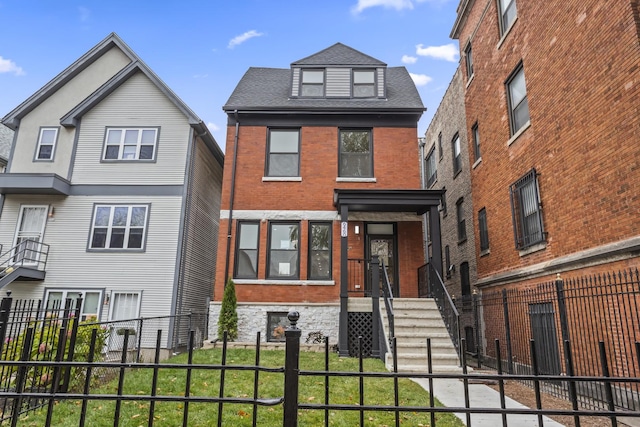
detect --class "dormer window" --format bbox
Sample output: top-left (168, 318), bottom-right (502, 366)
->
top-left (301, 70), bottom-right (324, 97)
top-left (353, 70), bottom-right (375, 97)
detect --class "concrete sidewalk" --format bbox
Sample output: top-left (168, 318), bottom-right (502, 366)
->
top-left (412, 377), bottom-right (565, 427)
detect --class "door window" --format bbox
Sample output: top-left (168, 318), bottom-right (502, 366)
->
top-left (13, 205), bottom-right (48, 265)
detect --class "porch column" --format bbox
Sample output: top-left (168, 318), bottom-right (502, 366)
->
top-left (428, 205), bottom-right (443, 279)
top-left (338, 204), bottom-right (349, 356)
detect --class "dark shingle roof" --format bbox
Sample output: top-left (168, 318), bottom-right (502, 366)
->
top-left (223, 67), bottom-right (424, 112)
top-left (291, 43), bottom-right (386, 67)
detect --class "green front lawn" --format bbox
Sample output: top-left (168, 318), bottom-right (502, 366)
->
top-left (18, 347), bottom-right (464, 426)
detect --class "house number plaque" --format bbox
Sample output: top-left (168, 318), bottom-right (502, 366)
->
top-left (341, 222), bottom-right (348, 237)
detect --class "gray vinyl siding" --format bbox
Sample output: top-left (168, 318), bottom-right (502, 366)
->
top-left (8, 47), bottom-right (131, 177)
top-left (172, 137), bottom-right (223, 347)
top-left (71, 72), bottom-right (190, 185)
top-left (291, 68), bottom-right (300, 97)
top-left (377, 68), bottom-right (385, 97)
top-left (0, 194), bottom-right (182, 348)
top-left (326, 68), bottom-right (351, 98)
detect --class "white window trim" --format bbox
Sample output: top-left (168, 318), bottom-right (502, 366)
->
top-left (88, 204), bottom-right (149, 251)
top-left (108, 291), bottom-right (142, 321)
top-left (102, 127), bottom-right (159, 161)
top-left (44, 288), bottom-right (104, 321)
top-left (35, 127), bottom-right (59, 161)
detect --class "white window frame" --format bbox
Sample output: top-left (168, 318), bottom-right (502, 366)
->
top-left (108, 291), bottom-right (142, 321)
top-left (103, 127), bottom-right (159, 161)
top-left (44, 289), bottom-right (103, 321)
top-left (35, 127), bottom-right (59, 161)
top-left (88, 204), bottom-right (149, 250)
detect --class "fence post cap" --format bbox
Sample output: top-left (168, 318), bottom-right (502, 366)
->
top-left (556, 273), bottom-right (562, 280)
top-left (287, 310), bottom-right (300, 328)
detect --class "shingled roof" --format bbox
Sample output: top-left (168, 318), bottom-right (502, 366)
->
top-left (223, 43), bottom-right (424, 113)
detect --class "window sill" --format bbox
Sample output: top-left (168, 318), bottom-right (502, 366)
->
top-left (336, 177), bottom-right (376, 183)
top-left (518, 242), bottom-right (546, 257)
top-left (458, 237), bottom-right (467, 245)
top-left (472, 158), bottom-right (482, 169)
top-left (507, 121), bottom-right (531, 147)
top-left (480, 249), bottom-right (490, 257)
top-left (262, 177), bottom-right (302, 182)
top-left (233, 279), bottom-right (335, 286)
top-left (497, 16), bottom-right (518, 50)
top-left (453, 169), bottom-right (462, 179)
top-left (465, 74), bottom-right (475, 89)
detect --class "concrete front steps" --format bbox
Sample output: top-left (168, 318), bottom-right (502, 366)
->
top-left (380, 298), bottom-right (462, 373)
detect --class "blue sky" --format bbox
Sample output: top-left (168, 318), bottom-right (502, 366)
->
top-left (0, 0), bottom-right (460, 149)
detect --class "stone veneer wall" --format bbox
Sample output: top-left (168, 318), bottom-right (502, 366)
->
top-left (209, 302), bottom-right (340, 343)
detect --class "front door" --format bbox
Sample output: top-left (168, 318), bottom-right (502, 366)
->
top-left (367, 229), bottom-right (398, 297)
top-left (13, 205), bottom-right (48, 266)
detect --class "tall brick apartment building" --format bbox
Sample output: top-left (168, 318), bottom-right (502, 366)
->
top-left (210, 43), bottom-right (445, 356)
top-left (450, 0), bottom-right (640, 374)
top-left (451, 0), bottom-right (639, 289)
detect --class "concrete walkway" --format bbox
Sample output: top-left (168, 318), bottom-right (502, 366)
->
top-left (412, 377), bottom-right (565, 427)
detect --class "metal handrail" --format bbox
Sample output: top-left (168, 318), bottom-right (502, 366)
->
top-left (380, 259), bottom-right (394, 353)
top-left (428, 262), bottom-right (462, 365)
top-left (0, 239), bottom-right (50, 273)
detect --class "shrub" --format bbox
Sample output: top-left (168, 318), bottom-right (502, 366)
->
top-left (1, 314), bottom-right (108, 391)
top-left (217, 278), bottom-right (238, 341)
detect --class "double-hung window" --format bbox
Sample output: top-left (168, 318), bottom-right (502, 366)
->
top-left (339, 129), bottom-right (372, 178)
top-left (301, 70), bottom-right (324, 97)
top-left (472, 123), bottom-right (481, 162)
top-left (498, 0), bottom-right (517, 34)
top-left (103, 128), bottom-right (158, 161)
top-left (456, 198), bottom-right (467, 243)
top-left (425, 147), bottom-right (437, 188)
top-left (45, 289), bottom-right (102, 321)
top-left (266, 129), bottom-right (300, 177)
top-left (89, 205), bottom-right (149, 250)
top-left (35, 128), bottom-right (59, 161)
top-left (267, 222), bottom-right (299, 279)
top-left (510, 169), bottom-right (545, 250)
top-left (464, 43), bottom-right (474, 79)
top-left (452, 133), bottom-right (462, 175)
top-left (234, 221), bottom-right (259, 279)
top-left (506, 64), bottom-right (530, 135)
top-left (309, 222), bottom-right (331, 280)
top-left (478, 208), bottom-right (490, 252)
top-left (353, 70), bottom-right (375, 97)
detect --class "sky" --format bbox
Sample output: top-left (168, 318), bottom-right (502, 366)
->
top-left (0, 0), bottom-right (461, 150)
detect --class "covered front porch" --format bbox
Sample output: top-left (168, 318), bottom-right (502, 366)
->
top-left (333, 189), bottom-right (445, 358)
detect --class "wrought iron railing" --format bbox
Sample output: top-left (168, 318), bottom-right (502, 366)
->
top-left (380, 259), bottom-right (394, 355)
top-left (428, 262), bottom-right (461, 366)
top-left (347, 258), bottom-right (366, 294)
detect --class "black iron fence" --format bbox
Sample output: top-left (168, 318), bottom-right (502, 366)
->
top-left (462, 268), bottom-right (640, 413)
top-left (2, 307), bottom-right (640, 425)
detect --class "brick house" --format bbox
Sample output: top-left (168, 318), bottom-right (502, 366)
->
top-left (423, 66), bottom-right (478, 352)
top-left (210, 43), bottom-right (448, 359)
top-left (450, 0), bottom-right (640, 369)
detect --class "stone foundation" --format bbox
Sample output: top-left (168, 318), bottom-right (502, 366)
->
top-left (209, 302), bottom-right (340, 343)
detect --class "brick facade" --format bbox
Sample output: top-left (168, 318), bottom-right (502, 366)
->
top-left (451, 0), bottom-right (640, 286)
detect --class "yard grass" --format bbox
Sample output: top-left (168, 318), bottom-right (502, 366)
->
top-left (17, 347), bottom-right (464, 426)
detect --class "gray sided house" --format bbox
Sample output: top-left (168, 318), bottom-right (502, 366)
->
top-left (0, 33), bottom-right (224, 352)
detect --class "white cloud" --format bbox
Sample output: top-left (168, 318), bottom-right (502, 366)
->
top-left (193, 74), bottom-right (209, 79)
top-left (207, 122), bottom-right (220, 132)
top-left (228, 30), bottom-right (264, 49)
top-left (402, 55), bottom-right (417, 64)
top-left (78, 6), bottom-right (90, 22)
top-left (0, 56), bottom-right (24, 75)
top-left (415, 43), bottom-right (459, 62)
top-left (409, 73), bottom-right (432, 86)
top-left (351, 0), bottom-right (413, 14)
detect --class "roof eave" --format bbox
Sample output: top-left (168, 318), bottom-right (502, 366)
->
top-left (450, 0), bottom-right (474, 39)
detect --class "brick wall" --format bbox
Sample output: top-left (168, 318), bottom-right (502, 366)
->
top-left (455, 0), bottom-right (640, 281)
